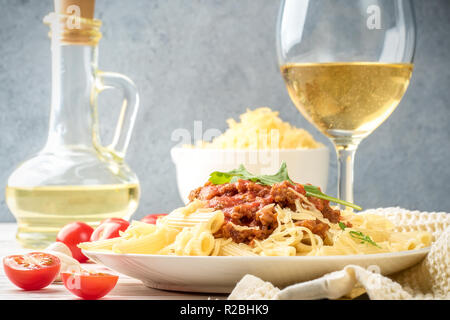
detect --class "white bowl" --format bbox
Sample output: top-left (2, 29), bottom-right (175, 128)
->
top-left (170, 147), bottom-right (330, 204)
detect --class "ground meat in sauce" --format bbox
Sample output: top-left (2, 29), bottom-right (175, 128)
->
top-left (295, 219), bottom-right (330, 239)
top-left (188, 179), bottom-right (343, 244)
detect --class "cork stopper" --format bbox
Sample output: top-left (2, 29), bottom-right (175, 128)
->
top-left (44, 0), bottom-right (101, 46)
top-left (54, 0), bottom-right (96, 19)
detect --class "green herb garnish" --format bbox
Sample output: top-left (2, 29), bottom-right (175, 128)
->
top-left (338, 222), bottom-right (347, 231)
top-left (302, 185), bottom-right (362, 211)
top-left (208, 162), bottom-right (362, 210)
top-left (349, 231), bottom-right (381, 248)
top-left (338, 222), bottom-right (380, 248)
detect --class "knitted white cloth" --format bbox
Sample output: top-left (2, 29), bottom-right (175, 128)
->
top-left (228, 208), bottom-right (449, 300)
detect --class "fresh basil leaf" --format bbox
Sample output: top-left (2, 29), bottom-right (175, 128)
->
top-left (208, 171), bottom-right (233, 184)
top-left (207, 161), bottom-right (362, 211)
top-left (258, 162), bottom-right (295, 185)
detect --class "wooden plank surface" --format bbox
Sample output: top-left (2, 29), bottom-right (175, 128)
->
top-left (0, 223), bottom-right (227, 300)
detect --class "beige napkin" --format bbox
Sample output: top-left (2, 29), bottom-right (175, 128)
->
top-left (228, 208), bottom-right (450, 300)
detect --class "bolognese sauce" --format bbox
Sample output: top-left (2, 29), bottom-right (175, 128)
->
top-left (188, 179), bottom-right (343, 245)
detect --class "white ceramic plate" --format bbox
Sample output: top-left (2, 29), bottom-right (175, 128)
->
top-left (83, 248), bottom-right (429, 293)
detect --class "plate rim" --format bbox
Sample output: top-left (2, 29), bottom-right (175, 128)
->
top-left (82, 246), bottom-right (430, 260)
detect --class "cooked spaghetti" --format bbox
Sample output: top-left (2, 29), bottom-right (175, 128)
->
top-left (79, 179), bottom-right (431, 256)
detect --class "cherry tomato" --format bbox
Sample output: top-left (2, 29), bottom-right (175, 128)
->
top-left (90, 218), bottom-right (130, 241)
top-left (56, 222), bottom-right (94, 263)
top-left (3, 252), bottom-right (61, 290)
top-left (61, 271), bottom-right (119, 300)
top-left (140, 214), bottom-right (167, 224)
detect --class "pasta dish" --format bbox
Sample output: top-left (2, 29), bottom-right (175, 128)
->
top-left (79, 164), bottom-right (431, 256)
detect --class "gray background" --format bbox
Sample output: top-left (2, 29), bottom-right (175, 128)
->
top-left (0, 0), bottom-right (449, 222)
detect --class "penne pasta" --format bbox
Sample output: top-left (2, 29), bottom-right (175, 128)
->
top-left (163, 210), bottom-right (224, 234)
top-left (112, 226), bottom-right (179, 254)
top-left (80, 192), bottom-right (434, 257)
top-left (220, 242), bottom-right (257, 256)
top-left (78, 237), bottom-right (122, 251)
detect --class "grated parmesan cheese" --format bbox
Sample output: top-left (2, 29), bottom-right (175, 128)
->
top-left (190, 107), bottom-right (322, 149)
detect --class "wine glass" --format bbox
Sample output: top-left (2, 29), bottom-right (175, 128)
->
top-left (276, 0), bottom-right (416, 205)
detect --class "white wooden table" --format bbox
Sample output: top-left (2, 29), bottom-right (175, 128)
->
top-left (0, 223), bottom-right (227, 300)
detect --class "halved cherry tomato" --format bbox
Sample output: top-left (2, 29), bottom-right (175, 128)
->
top-left (56, 222), bottom-right (94, 263)
top-left (61, 271), bottom-right (119, 300)
top-left (140, 214), bottom-right (168, 224)
top-left (3, 252), bottom-right (61, 290)
top-left (90, 218), bottom-right (130, 241)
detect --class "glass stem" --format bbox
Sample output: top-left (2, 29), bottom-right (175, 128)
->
top-left (334, 143), bottom-right (359, 206)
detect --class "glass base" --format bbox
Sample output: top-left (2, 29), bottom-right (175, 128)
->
top-left (16, 229), bottom-right (57, 249)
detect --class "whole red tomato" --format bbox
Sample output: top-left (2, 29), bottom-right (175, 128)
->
top-left (3, 252), bottom-right (61, 290)
top-left (90, 218), bottom-right (130, 241)
top-left (61, 271), bottom-right (119, 300)
top-left (140, 214), bottom-right (167, 224)
top-left (56, 222), bottom-right (94, 263)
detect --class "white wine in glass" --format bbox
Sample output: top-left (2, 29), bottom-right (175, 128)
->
top-left (277, 0), bottom-right (416, 205)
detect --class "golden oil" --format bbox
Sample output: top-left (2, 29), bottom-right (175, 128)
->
top-left (5, 184), bottom-right (140, 248)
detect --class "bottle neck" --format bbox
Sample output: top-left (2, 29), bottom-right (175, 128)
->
top-left (45, 43), bottom-right (98, 151)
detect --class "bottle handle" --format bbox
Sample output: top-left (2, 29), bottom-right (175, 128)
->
top-left (95, 71), bottom-right (139, 160)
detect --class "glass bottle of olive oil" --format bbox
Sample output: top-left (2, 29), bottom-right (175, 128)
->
top-left (6, 0), bottom-right (140, 248)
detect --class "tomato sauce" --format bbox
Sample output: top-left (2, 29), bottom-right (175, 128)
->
top-left (189, 180), bottom-right (342, 244)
